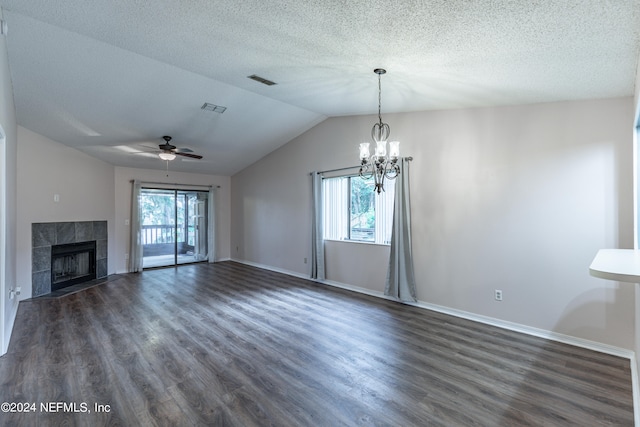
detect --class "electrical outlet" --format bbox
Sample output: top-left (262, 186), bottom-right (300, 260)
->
top-left (494, 289), bottom-right (503, 301)
top-left (304, 258), bottom-right (308, 264)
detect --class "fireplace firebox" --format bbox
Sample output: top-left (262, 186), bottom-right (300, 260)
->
top-left (32, 221), bottom-right (108, 297)
top-left (51, 241), bottom-right (97, 291)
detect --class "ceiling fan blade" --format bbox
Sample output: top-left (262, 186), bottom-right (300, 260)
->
top-left (137, 144), bottom-right (159, 152)
top-left (134, 152), bottom-right (161, 159)
top-left (175, 147), bottom-right (194, 153)
top-left (175, 152), bottom-right (203, 159)
top-left (181, 158), bottom-right (214, 164)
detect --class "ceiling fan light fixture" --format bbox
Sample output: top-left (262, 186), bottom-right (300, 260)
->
top-left (159, 152), bottom-right (176, 161)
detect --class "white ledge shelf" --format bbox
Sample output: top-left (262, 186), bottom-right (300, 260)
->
top-left (590, 249), bottom-right (640, 283)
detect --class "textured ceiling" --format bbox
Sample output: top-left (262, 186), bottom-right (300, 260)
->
top-left (1, 0), bottom-right (639, 175)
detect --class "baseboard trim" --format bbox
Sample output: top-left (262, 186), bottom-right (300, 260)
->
top-left (631, 353), bottom-right (640, 426)
top-left (231, 258), bottom-right (638, 422)
top-left (231, 258), bottom-right (310, 280)
top-left (2, 299), bottom-right (18, 355)
top-left (411, 300), bottom-right (633, 359)
top-left (230, 258), bottom-right (634, 360)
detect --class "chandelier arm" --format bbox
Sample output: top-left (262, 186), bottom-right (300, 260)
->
top-left (359, 162), bottom-right (374, 180)
top-left (383, 162), bottom-right (400, 180)
top-left (371, 122), bottom-right (390, 145)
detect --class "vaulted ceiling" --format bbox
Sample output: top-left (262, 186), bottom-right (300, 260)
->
top-left (1, 1), bottom-right (639, 175)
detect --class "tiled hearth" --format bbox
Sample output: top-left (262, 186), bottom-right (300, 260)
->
top-left (32, 221), bottom-right (108, 297)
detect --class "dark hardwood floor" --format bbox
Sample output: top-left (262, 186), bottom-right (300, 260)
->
top-left (0, 261), bottom-right (634, 426)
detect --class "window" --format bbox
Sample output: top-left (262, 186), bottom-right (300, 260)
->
top-left (323, 175), bottom-right (395, 244)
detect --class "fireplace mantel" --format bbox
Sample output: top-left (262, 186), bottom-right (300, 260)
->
top-left (32, 221), bottom-right (108, 297)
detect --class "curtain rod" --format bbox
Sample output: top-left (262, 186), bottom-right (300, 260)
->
top-left (311, 156), bottom-right (413, 176)
top-left (310, 165), bottom-right (360, 176)
top-left (130, 180), bottom-right (220, 188)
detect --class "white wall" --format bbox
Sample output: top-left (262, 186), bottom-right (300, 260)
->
top-left (0, 6), bottom-right (18, 354)
top-left (232, 97), bottom-right (635, 350)
top-left (113, 167), bottom-right (231, 273)
top-left (16, 127), bottom-right (116, 298)
top-left (632, 50), bottom-right (640, 407)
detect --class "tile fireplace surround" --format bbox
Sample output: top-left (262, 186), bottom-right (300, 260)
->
top-left (32, 221), bottom-right (108, 297)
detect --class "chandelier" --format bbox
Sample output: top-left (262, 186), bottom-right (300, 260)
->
top-left (359, 68), bottom-right (400, 194)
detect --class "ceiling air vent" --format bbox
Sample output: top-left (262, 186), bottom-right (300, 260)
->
top-left (201, 103), bottom-right (227, 114)
top-left (248, 74), bottom-right (277, 86)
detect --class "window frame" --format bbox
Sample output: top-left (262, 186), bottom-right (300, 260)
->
top-left (322, 173), bottom-right (394, 246)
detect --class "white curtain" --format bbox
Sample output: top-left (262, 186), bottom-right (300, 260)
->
top-left (207, 187), bottom-right (217, 263)
top-left (322, 177), bottom-right (349, 241)
top-left (385, 158), bottom-right (417, 301)
top-left (311, 172), bottom-right (325, 280)
top-left (129, 180), bottom-right (144, 272)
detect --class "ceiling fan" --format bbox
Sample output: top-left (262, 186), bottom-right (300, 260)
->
top-left (157, 136), bottom-right (203, 161)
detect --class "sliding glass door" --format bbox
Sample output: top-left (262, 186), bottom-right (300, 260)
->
top-left (140, 188), bottom-right (209, 268)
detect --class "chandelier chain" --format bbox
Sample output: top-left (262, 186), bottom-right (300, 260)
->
top-left (378, 72), bottom-right (382, 126)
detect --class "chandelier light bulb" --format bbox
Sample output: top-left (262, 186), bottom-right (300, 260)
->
top-left (389, 141), bottom-right (400, 159)
top-left (359, 142), bottom-right (370, 160)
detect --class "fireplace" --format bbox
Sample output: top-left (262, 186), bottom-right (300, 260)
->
top-left (32, 221), bottom-right (108, 297)
top-left (51, 241), bottom-right (97, 291)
